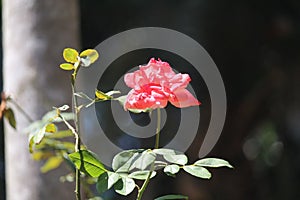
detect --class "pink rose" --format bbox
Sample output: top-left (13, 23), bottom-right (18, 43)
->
top-left (124, 58), bottom-right (201, 111)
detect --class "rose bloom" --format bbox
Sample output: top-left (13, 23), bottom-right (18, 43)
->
top-left (124, 58), bottom-right (200, 111)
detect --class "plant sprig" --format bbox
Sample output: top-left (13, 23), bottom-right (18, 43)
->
top-left (5, 48), bottom-right (233, 200)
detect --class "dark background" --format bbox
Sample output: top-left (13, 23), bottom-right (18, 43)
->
top-left (2, 0), bottom-right (300, 199)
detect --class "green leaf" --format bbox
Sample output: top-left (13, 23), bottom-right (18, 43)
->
top-left (154, 161), bottom-right (168, 169)
top-left (183, 165), bottom-right (211, 179)
top-left (95, 89), bottom-right (112, 101)
top-left (33, 125), bottom-right (47, 144)
top-left (194, 158), bottom-right (233, 168)
top-left (80, 49), bottom-right (99, 67)
top-left (57, 141), bottom-right (75, 151)
top-left (164, 164), bottom-right (180, 175)
top-left (68, 150), bottom-right (107, 177)
top-left (154, 194), bottom-right (189, 200)
top-left (63, 48), bottom-right (79, 63)
top-left (153, 148), bottom-right (188, 165)
top-left (46, 130), bottom-right (73, 139)
top-left (32, 123), bottom-right (58, 144)
top-left (163, 154), bottom-right (188, 166)
top-left (32, 151), bottom-right (48, 161)
top-left (153, 149), bottom-right (177, 155)
top-left (128, 170), bottom-right (156, 180)
top-left (40, 156), bottom-right (64, 173)
top-left (4, 108), bottom-right (16, 129)
top-left (114, 176), bottom-right (135, 196)
top-left (45, 123), bottom-right (57, 133)
top-left (130, 150), bottom-right (156, 171)
top-left (26, 110), bottom-right (58, 146)
top-left (31, 151), bottom-right (54, 161)
top-left (96, 171), bottom-right (120, 194)
top-left (112, 149), bottom-right (143, 173)
top-left (60, 63), bottom-right (74, 70)
top-left (38, 138), bottom-right (75, 152)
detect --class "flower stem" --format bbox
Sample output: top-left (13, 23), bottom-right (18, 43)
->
top-left (155, 108), bottom-right (161, 149)
top-left (136, 108), bottom-right (161, 200)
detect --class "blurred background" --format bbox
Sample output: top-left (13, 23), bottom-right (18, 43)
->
top-left (1, 0), bottom-right (300, 199)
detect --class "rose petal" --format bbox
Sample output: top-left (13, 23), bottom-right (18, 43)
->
top-left (169, 89), bottom-right (201, 108)
top-left (125, 58), bottom-right (182, 90)
top-left (124, 70), bottom-right (149, 90)
top-left (167, 73), bottom-right (191, 91)
top-left (124, 89), bottom-right (168, 110)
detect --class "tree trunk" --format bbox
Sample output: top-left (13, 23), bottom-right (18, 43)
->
top-left (2, 0), bottom-right (80, 199)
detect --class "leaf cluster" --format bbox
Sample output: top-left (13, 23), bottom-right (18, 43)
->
top-left (27, 106), bottom-right (75, 173)
top-left (68, 148), bottom-right (233, 197)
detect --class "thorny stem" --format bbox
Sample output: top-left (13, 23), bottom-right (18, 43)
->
top-left (136, 108), bottom-right (161, 200)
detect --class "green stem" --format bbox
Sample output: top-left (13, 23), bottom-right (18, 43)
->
top-left (71, 67), bottom-right (81, 200)
top-left (72, 83), bottom-right (81, 152)
top-left (155, 108), bottom-right (161, 149)
top-left (75, 169), bottom-right (81, 200)
top-left (136, 170), bottom-right (152, 200)
top-left (136, 108), bottom-right (161, 200)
